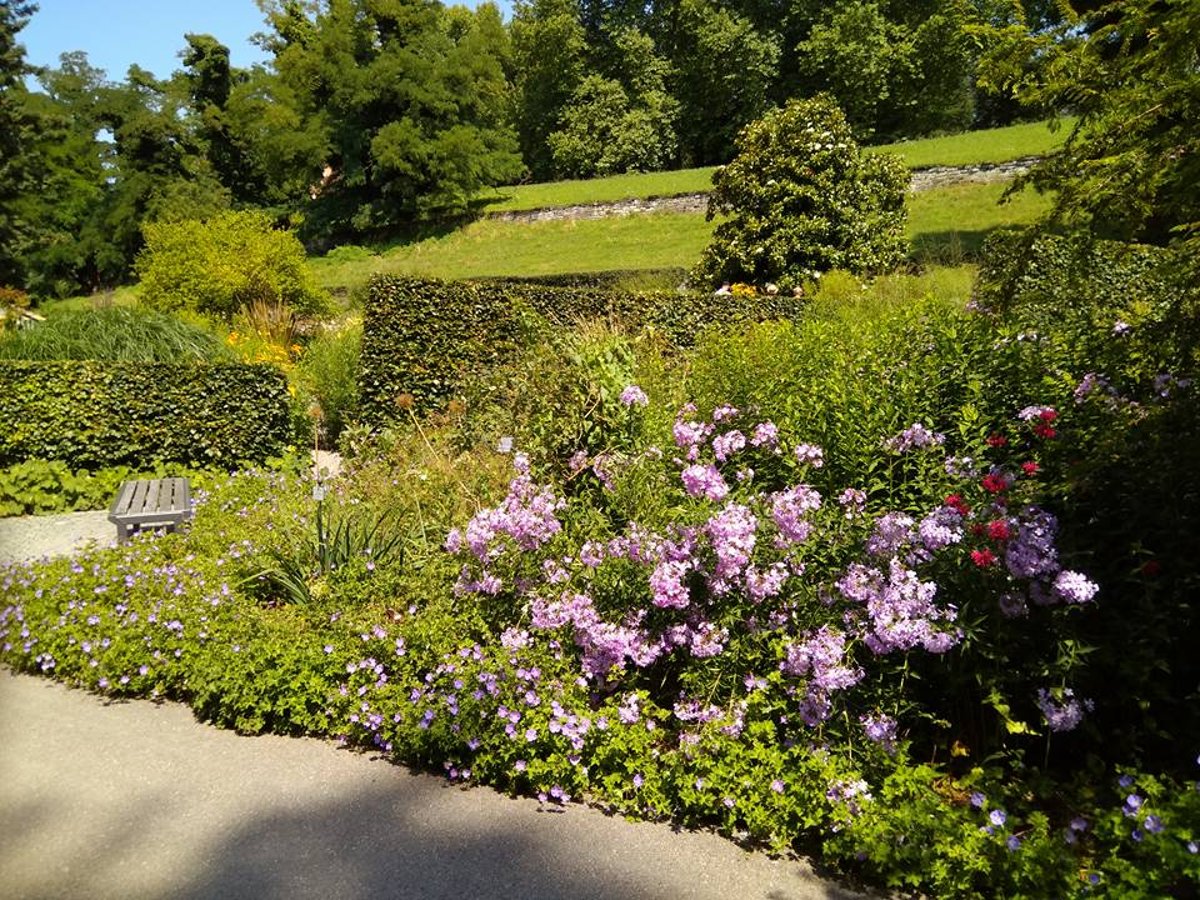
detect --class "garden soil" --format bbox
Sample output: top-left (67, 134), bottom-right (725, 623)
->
top-left (0, 487), bottom-right (874, 900)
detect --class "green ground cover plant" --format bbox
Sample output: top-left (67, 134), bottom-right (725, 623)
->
top-left (480, 119), bottom-right (1071, 214)
top-left (3, 238), bottom-right (1196, 896)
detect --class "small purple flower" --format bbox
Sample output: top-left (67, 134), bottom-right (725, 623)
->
top-left (885, 423), bottom-right (944, 453)
top-left (1053, 570), bottom-right (1099, 604)
top-left (1144, 815), bottom-right (1164, 834)
top-left (1113, 320), bottom-right (1132, 336)
top-left (681, 464), bottom-right (729, 502)
top-left (793, 443), bottom-right (824, 467)
top-left (1006, 835), bottom-right (1021, 851)
top-left (496, 436), bottom-right (514, 454)
top-left (990, 809), bottom-right (1007, 827)
top-left (619, 385), bottom-right (648, 407)
top-left (771, 779), bottom-right (785, 793)
top-left (632, 773), bottom-right (644, 788)
top-left (1123, 793), bottom-right (1143, 817)
top-left (970, 792), bottom-right (986, 809)
top-left (750, 422), bottom-right (778, 448)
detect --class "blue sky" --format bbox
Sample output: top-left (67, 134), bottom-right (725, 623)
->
top-left (19, 0), bottom-right (511, 84)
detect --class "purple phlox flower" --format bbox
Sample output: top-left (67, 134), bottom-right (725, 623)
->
top-left (1036, 687), bottom-right (1090, 732)
top-left (496, 436), bottom-right (514, 454)
top-left (771, 485), bottom-right (822, 545)
top-left (885, 423), bottom-right (944, 453)
top-left (861, 558), bottom-right (959, 656)
top-left (781, 626), bottom-right (862, 694)
top-left (861, 713), bottom-right (898, 753)
top-left (826, 779), bottom-right (873, 816)
top-left (1004, 507), bottom-right (1060, 579)
top-left (618, 693), bottom-right (641, 724)
top-left (835, 563), bottom-right (884, 604)
top-left (681, 463), bottom-right (729, 502)
top-left (744, 673), bottom-right (768, 692)
top-left (460, 474), bottom-right (564, 564)
top-left (918, 506), bottom-right (963, 552)
top-left (998, 592), bottom-right (1029, 619)
top-left (712, 404), bottom-right (739, 423)
top-left (632, 773), bottom-right (644, 788)
top-left (750, 421), bottom-right (779, 449)
top-left (1112, 320), bottom-right (1132, 335)
top-left (1053, 570), bottom-right (1099, 604)
top-left (745, 562), bottom-right (789, 602)
top-left (793, 443), bottom-right (824, 468)
top-left (591, 454), bottom-right (616, 492)
top-left (944, 455), bottom-right (978, 478)
top-left (568, 449), bottom-right (589, 473)
top-left (619, 385), bottom-right (648, 407)
top-left (865, 513), bottom-right (914, 557)
top-left (1073, 372), bottom-right (1113, 404)
top-left (712, 429), bottom-right (746, 462)
top-left (649, 559), bottom-right (692, 609)
top-left (673, 413), bottom-right (712, 449)
top-left (1153, 373), bottom-right (1193, 398)
top-left (837, 488), bottom-right (867, 518)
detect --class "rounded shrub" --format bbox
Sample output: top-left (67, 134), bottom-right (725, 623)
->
top-left (691, 96), bottom-right (908, 292)
top-left (136, 210), bottom-right (329, 320)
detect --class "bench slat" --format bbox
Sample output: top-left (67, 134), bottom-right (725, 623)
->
top-left (108, 477), bottom-right (195, 543)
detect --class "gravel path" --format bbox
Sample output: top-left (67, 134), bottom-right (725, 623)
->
top-left (0, 510), bottom-right (115, 565)
top-left (0, 672), bottom-right (872, 900)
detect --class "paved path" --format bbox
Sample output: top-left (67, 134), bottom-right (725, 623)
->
top-left (0, 672), bottom-right (871, 900)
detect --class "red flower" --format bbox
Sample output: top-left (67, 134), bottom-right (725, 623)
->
top-left (981, 473), bottom-right (1008, 494)
top-left (986, 434), bottom-right (1008, 448)
top-left (1039, 409), bottom-right (1058, 423)
top-left (945, 494), bottom-right (971, 515)
top-left (987, 520), bottom-right (1011, 541)
top-left (970, 523), bottom-right (987, 537)
top-left (1140, 560), bottom-right (1162, 577)
top-left (971, 549), bottom-right (997, 568)
top-left (1021, 461), bottom-right (1040, 476)
top-left (1033, 423), bottom-right (1057, 439)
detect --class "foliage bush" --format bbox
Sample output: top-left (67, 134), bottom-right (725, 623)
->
top-left (136, 210), bottom-right (329, 320)
top-left (294, 319), bottom-right (362, 446)
top-left (0, 306), bottom-right (234, 362)
top-left (0, 286), bottom-right (31, 330)
top-left (0, 361), bottom-right (292, 468)
top-left (359, 276), bottom-right (805, 422)
top-left (691, 96), bottom-right (908, 291)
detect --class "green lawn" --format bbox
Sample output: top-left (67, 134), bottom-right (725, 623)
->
top-left (478, 119), bottom-right (1071, 214)
top-left (312, 180), bottom-right (1051, 289)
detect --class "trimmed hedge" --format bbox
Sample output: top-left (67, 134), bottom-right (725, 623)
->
top-left (360, 276), bottom-right (806, 422)
top-left (476, 268), bottom-right (688, 290)
top-left (0, 361), bottom-right (292, 469)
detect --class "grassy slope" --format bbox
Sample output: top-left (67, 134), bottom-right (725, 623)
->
top-left (478, 119), bottom-right (1071, 214)
top-left (311, 181), bottom-right (1051, 288)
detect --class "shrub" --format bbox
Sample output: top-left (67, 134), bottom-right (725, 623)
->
top-left (0, 361), bottom-right (292, 468)
top-left (691, 96), bottom-right (908, 291)
top-left (295, 319), bottom-right (361, 446)
top-left (359, 276), bottom-right (805, 422)
top-left (0, 286), bottom-right (30, 330)
top-left (0, 307), bottom-right (233, 362)
top-left (136, 211), bottom-right (329, 320)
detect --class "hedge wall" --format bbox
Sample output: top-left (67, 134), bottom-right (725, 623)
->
top-left (360, 276), bottom-right (806, 422)
top-left (0, 361), bottom-right (292, 469)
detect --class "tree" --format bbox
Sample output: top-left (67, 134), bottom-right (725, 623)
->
top-left (668, 0), bottom-right (780, 166)
top-left (691, 97), bottom-right (908, 291)
top-left (509, 0), bottom-right (587, 180)
top-left (259, 0), bottom-right (522, 240)
top-left (982, 0), bottom-right (1200, 248)
top-left (547, 26), bottom-right (678, 178)
top-left (0, 1), bottom-right (39, 286)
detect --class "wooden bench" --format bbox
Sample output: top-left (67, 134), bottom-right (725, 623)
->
top-left (108, 477), bottom-right (194, 544)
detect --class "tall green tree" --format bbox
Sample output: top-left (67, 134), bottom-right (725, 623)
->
top-left (547, 25), bottom-right (678, 177)
top-left (668, 0), bottom-right (779, 166)
top-left (509, 0), bottom-right (587, 179)
top-left (983, 0), bottom-right (1200, 247)
top-left (0, 0), bottom-right (39, 286)
top-left (258, 0), bottom-right (522, 239)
